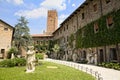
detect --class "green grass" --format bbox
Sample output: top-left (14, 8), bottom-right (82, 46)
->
top-left (0, 61), bottom-right (95, 80)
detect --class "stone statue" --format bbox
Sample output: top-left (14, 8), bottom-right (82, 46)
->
top-left (26, 46), bottom-right (35, 73)
top-left (87, 48), bottom-right (96, 64)
top-left (11, 53), bottom-right (15, 59)
top-left (87, 48), bottom-right (93, 64)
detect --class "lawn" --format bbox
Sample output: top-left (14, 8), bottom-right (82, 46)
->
top-left (0, 61), bottom-right (95, 80)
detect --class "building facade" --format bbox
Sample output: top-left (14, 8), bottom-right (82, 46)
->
top-left (52, 0), bottom-right (120, 64)
top-left (32, 0), bottom-right (120, 64)
top-left (0, 19), bottom-right (14, 59)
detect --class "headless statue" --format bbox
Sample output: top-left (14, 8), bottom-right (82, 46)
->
top-left (26, 46), bottom-right (35, 73)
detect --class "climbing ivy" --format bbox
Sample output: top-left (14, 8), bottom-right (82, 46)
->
top-left (76, 9), bottom-right (120, 48)
top-left (68, 34), bottom-right (74, 48)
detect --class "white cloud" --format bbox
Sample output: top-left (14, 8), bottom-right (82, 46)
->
top-left (15, 7), bottom-right (48, 19)
top-left (72, 4), bottom-right (76, 7)
top-left (68, 0), bottom-right (71, 4)
top-left (40, 0), bottom-right (66, 10)
top-left (6, 0), bottom-right (23, 5)
top-left (58, 14), bottom-right (69, 26)
top-left (15, 0), bottom-right (67, 19)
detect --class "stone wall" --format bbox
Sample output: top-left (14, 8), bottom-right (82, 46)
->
top-left (0, 20), bottom-right (14, 59)
top-left (53, 0), bottom-right (120, 63)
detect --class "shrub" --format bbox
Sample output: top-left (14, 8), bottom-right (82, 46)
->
top-left (0, 59), bottom-right (15, 67)
top-left (98, 62), bottom-right (120, 70)
top-left (7, 47), bottom-right (18, 59)
top-left (0, 58), bottom-right (26, 67)
top-left (35, 53), bottom-right (44, 60)
top-left (112, 63), bottom-right (120, 70)
top-left (12, 58), bottom-right (26, 66)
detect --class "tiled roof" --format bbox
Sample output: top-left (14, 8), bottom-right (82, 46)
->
top-left (31, 34), bottom-right (53, 37)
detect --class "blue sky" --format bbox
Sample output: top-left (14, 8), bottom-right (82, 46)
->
top-left (0, 0), bottom-right (85, 34)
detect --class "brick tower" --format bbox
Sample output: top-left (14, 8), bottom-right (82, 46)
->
top-left (46, 10), bottom-right (58, 35)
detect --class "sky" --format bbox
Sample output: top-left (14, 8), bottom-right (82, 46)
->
top-left (0, 0), bottom-right (85, 34)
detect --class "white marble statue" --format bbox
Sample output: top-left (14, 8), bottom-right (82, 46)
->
top-left (11, 53), bottom-right (15, 59)
top-left (26, 46), bottom-right (35, 73)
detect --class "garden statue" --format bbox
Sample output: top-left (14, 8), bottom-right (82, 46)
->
top-left (87, 48), bottom-right (93, 64)
top-left (87, 48), bottom-right (96, 64)
top-left (26, 46), bottom-right (35, 73)
top-left (11, 53), bottom-right (15, 59)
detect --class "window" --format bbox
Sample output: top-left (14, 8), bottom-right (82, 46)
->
top-left (64, 27), bottom-right (65, 31)
top-left (37, 41), bottom-right (39, 44)
top-left (1, 49), bottom-right (5, 53)
top-left (83, 51), bottom-right (86, 59)
top-left (61, 29), bottom-right (62, 33)
top-left (67, 36), bottom-right (69, 42)
top-left (64, 37), bottom-right (66, 43)
top-left (4, 27), bottom-right (8, 31)
top-left (48, 14), bottom-right (52, 17)
top-left (106, 16), bottom-right (113, 28)
top-left (66, 25), bottom-right (68, 30)
top-left (106, 0), bottom-right (111, 4)
top-left (82, 13), bottom-right (85, 19)
top-left (46, 41), bottom-right (48, 44)
top-left (50, 19), bottom-right (53, 23)
top-left (93, 4), bottom-right (97, 12)
top-left (110, 48), bottom-right (117, 61)
top-left (94, 22), bottom-right (99, 33)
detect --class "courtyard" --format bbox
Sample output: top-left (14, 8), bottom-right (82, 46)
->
top-left (0, 0), bottom-right (120, 80)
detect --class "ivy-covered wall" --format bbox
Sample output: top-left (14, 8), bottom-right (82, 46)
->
top-left (76, 9), bottom-right (120, 48)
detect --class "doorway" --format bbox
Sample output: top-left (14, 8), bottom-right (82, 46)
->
top-left (99, 49), bottom-right (104, 63)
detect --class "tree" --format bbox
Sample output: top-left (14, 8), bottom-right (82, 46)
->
top-left (13, 17), bottom-right (33, 55)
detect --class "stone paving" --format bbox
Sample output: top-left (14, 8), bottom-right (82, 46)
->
top-left (45, 58), bottom-right (120, 80)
